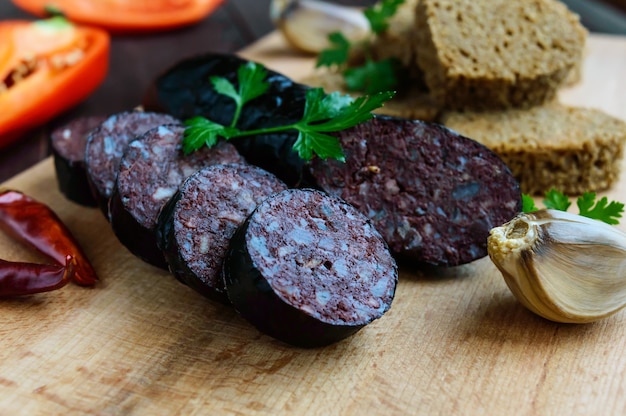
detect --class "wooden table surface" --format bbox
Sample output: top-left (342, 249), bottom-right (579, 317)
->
top-left (1, 22), bottom-right (626, 416)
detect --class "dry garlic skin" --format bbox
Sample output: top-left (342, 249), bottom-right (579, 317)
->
top-left (271, 0), bottom-right (369, 53)
top-left (488, 209), bottom-right (626, 323)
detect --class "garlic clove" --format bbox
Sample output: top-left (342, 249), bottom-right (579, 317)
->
top-left (271, 0), bottom-right (370, 54)
top-left (488, 209), bottom-right (626, 323)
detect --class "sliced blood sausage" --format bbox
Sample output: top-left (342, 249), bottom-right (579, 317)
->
top-left (142, 53), bottom-right (309, 186)
top-left (306, 115), bottom-right (522, 267)
top-left (85, 111), bottom-right (180, 218)
top-left (50, 115), bottom-right (107, 206)
top-left (157, 164), bottom-right (288, 303)
top-left (223, 188), bottom-right (398, 348)
top-left (110, 124), bottom-right (244, 269)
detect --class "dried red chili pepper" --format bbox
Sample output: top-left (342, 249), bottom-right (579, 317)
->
top-left (0, 255), bottom-right (76, 296)
top-left (0, 189), bottom-right (98, 286)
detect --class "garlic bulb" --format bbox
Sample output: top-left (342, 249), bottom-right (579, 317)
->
top-left (488, 209), bottom-right (626, 323)
top-left (271, 0), bottom-right (370, 53)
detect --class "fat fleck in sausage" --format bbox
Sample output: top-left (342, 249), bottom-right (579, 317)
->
top-left (50, 115), bottom-right (107, 206)
top-left (223, 188), bottom-right (398, 347)
top-left (157, 164), bottom-right (288, 302)
top-left (306, 115), bottom-right (522, 266)
top-left (109, 125), bottom-right (244, 269)
top-left (85, 111), bottom-right (180, 218)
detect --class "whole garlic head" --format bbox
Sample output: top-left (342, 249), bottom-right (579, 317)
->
top-left (488, 209), bottom-right (626, 323)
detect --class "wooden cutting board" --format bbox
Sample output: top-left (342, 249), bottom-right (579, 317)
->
top-left (1, 32), bottom-right (625, 416)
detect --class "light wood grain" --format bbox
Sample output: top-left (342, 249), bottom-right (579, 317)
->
top-left (1, 33), bottom-right (625, 416)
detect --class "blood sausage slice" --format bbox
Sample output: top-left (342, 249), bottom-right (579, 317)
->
top-left (50, 115), bottom-right (107, 206)
top-left (85, 111), bottom-right (179, 217)
top-left (307, 115), bottom-right (522, 266)
top-left (110, 125), bottom-right (244, 269)
top-left (224, 188), bottom-right (398, 347)
top-left (157, 164), bottom-right (287, 303)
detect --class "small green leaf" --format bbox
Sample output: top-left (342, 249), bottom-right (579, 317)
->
top-left (211, 76), bottom-right (239, 104)
top-left (293, 131), bottom-right (345, 162)
top-left (300, 88), bottom-right (355, 124)
top-left (529, 188), bottom-right (624, 225)
top-left (577, 192), bottom-right (624, 225)
top-left (344, 58), bottom-right (399, 94)
top-left (237, 62), bottom-right (269, 105)
top-left (522, 194), bottom-right (538, 213)
top-left (300, 91), bottom-right (395, 133)
top-left (182, 117), bottom-right (227, 154)
top-left (543, 188), bottom-right (571, 211)
top-left (364, 0), bottom-right (405, 34)
top-left (316, 32), bottom-right (351, 68)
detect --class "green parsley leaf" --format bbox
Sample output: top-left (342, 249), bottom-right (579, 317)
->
top-left (289, 88), bottom-right (394, 161)
top-left (577, 192), bottom-right (624, 225)
top-left (182, 64), bottom-right (394, 162)
top-left (300, 89), bottom-right (355, 122)
top-left (296, 89), bottom-right (395, 133)
top-left (182, 117), bottom-right (228, 154)
top-left (316, 32), bottom-right (351, 68)
top-left (293, 130), bottom-right (345, 162)
top-left (315, 0), bottom-right (405, 94)
top-left (211, 62), bottom-right (269, 128)
top-left (344, 58), bottom-right (399, 94)
top-left (236, 62), bottom-right (269, 105)
top-left (521, 189), bottom-right (625, 225)
top-left (543, 188), bottom-right (571, 211)
top-left (521, 194), bottom-right (538, 213)
top-left (364, 0), bottom-right (406, 34)
top-left (210, 76), bottom-right (238, 102)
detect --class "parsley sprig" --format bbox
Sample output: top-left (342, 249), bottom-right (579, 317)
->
top-left (522, 189), bottom-right (625, 225)
top-left (316, 0), bottom-right (405, 94)
top-left (183, 61), bottom-right (394, 161)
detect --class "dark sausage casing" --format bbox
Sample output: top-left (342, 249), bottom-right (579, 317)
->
top-left (157, 164), bottom-right (287, 303)
top-left (224, 188), bottom-right (398, 348)
top-left (109, 125), bottom-right (244, 269)
top-left (307, 116), bottom-right (522, 266)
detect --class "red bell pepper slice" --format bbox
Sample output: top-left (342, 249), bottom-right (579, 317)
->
top-left (11, 0), bottom-right (225, 33)
top-left (0, 17), bottom-right (109, 149)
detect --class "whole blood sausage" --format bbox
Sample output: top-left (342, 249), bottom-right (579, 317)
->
top-left (110, 124), bottom-right (244, 269)
top-left (223, 188), bottom-right (398, 348)
top-left (157, 164), bottom-right (287, 303)
top-left (142, 53), bottom-right (309, 186)
top-left (306, 115), bottom-right (522, 266)
top-left (50, 115), bottom-right (107, 206)
top-left (85, 111), bottom-right (179, 218)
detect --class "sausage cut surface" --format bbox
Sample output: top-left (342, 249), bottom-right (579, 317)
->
top-left (50, 115), bottom-right (107, 206)
top-left (158, 164), bottom-right (287, 302)
top-left (85, 111), bottom-right (180, 216)
top-left (224, 188), bottom-right (398, 347)
top-left (307, 115), bottom-right (522, 266)
top-left (110, 125), bottom-right (244, 268)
